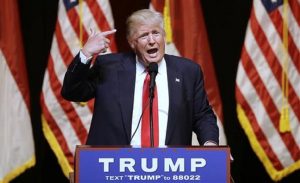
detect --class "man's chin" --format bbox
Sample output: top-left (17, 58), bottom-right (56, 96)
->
top-left (146, 57), bottom-right (162, 63)
top-left (138, 56), bottom-right (163, 66)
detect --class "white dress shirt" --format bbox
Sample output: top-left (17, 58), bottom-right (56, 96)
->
top-left (130, 58), bottom-right (169, 147)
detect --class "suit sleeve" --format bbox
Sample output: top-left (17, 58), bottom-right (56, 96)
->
top-left (192, 65), bottom-right (219, 145)
top-left (61, 53), bottom-right (100, 102)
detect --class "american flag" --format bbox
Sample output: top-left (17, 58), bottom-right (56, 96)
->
top-left (150, 0), bottom-right (226, 145)
top-left (40, 0), bottom-right (116, 177)
top-left (236, 0), bottom-right (300, 181)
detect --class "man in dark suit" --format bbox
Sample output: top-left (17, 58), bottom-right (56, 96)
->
top-left (61, 9), bottom-right (219, 146)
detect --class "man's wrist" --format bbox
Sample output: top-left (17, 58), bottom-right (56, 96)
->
top-left (81, 47), bottom-right (92, 58)
top-left (79, 50), bottom-right (92, 64)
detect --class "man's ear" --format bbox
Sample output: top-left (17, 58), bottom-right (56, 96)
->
top-left (128, 39), bottom-right (135, 50)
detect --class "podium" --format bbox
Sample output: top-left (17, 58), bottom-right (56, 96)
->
top-left (73, 146), bottom-right (230, 183)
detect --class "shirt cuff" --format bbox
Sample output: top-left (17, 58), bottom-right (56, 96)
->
top-left (79, 50), bottom-right (92, 64)
top-left (203, 141), bottom-right (218, 146)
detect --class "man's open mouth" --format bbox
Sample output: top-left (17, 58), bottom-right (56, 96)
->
top-left (147, 48), bottom-right (158, 54)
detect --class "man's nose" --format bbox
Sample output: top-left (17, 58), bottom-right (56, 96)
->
top-left (148, 34), bottom-right (155, 43)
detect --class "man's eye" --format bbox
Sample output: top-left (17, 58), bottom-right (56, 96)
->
top-left (139, 34), bottom-right (148, 39)
top-left (153, 31), bottom-right (160, 35)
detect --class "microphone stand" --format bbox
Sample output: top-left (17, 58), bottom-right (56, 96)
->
top-left (148, 62), bottom-right (158, 147)
top-left (149, 86), bottom-right (155, 147)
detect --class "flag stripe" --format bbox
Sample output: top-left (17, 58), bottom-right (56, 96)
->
top-left (67, 7), bottom-right (89, 44)
top-left (76, 1), bottom-right (101, 30)
top-left (254, 0), bottom-right (300, 85)
top-left (289, 0), bottom-right (300, 27)
top-left (0, 0), bottom-right (35, 181)
top-left (243, 29), bottom-right (300, 147)
top-left (241, 48), bottom-right (300, 159)
top-left (0, 13), bottom-right (30, 110)
top-left (1, 49), bottom-right (30, 109)
top-left (54, 25), bottom-right (74, 68)
top-left (41, 0), bottom-right (116, 174)
top-left (50, 35), bottom-right (71, 82)
top-left (42, 72), bottom-right (81, 157)
top-left (281, 3), bottom-right (300, 49)
top-left (250, 10), bottom-right (300, 122)
top-left (57, 0), bottom-right (81, 56)
top-left (50, 36), bottom-right (93, 129)
top-left (236, 86), bottom-right (284, 170)
top-left (96, 0), bottom-right (115, 29)
top-left (95, 0), bottom-right (117, 51)
top-left (270, 9), bottom-right (300, 73)
top-left (74, 2), bottom-right (113, 53)
top-left (236, 0), bottom-right (300, 180)
top-left (41, 94), bottom-right (74, 166)
top-left (47, 56), bottom-right (88, 144)
top-left (86, 0), bottom-right (111, 32)
top-left (55, 11), bottom-right (96, 114)
top-left (236, 62), bottom-right (294, 168)
top-left (0, 50), bottom-right (35, 182)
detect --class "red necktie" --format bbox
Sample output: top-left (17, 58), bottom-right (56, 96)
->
top-left (141, 73), bottom-right (159, 147)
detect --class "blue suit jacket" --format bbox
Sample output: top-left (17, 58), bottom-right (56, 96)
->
top-left (61, 52), bottom-right (219, 146)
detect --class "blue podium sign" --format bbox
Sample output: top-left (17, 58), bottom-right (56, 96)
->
top-left (75, 146), bottom-right (230, 183)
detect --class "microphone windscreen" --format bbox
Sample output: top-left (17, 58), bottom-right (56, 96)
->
top-left (148, 62), bottom-right (158, 74)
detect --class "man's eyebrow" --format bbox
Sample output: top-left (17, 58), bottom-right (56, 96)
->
top-left (138, 32), bottom-right (149, 37)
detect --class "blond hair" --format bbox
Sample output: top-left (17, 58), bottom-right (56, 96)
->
top-left (126, 9), bottom-right (164, 40)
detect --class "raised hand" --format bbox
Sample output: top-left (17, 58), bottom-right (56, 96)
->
top-left (81, 29), bottom-right (116, 57)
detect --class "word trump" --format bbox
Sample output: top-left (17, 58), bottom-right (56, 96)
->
top-left (98, 158), bottom-right (206, 172)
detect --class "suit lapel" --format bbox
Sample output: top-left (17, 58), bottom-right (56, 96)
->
top-left (118, 53), bottom-right (136, 143)
top-left (117, 54), bottom-right (184, 144)
top-left (164, 55), bottom-right (183, 144)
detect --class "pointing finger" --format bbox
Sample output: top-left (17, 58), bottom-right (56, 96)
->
top-left (101, 29), bottom-right (117, 36)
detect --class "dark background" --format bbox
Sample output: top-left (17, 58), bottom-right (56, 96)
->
top-left (14, 0), bottom-right (300, 182)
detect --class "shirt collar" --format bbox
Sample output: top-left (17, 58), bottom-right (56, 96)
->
top-left (135, 56), bottom-right (166, 76)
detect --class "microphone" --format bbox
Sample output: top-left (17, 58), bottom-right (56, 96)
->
top-left (147, 62), bottom-right (158, 147)
top-left (148, 62), bottom-right (158, 98)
